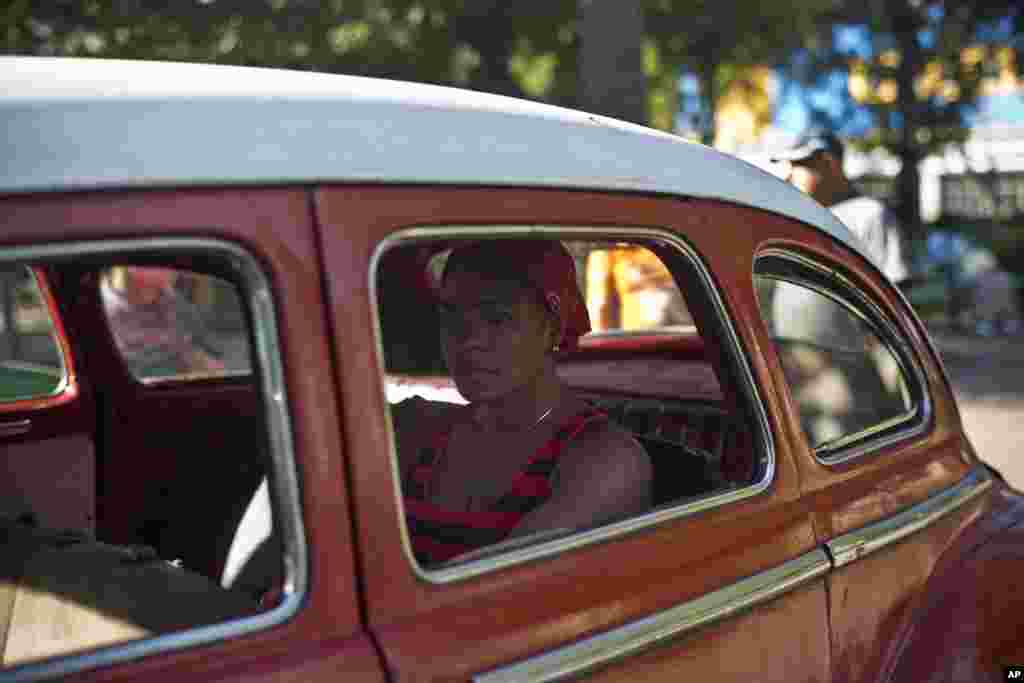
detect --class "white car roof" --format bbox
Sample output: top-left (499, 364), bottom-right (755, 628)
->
top-left (1, 56), bottom-right (863, 257)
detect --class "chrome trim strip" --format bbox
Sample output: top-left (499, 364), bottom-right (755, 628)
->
top-left (370, 225), bottom-right (776, 585)
top-left (474, 548), bottom-right (830, 683)
top-left (754, 249), bottom-right (933, 466)
top-left (0, 239), bottom-right (306, 682)
top-left (828, 466), bottom-right (992, 569)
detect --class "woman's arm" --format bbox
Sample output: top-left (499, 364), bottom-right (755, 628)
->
top-left (509, 424), bottom-right (652, 538)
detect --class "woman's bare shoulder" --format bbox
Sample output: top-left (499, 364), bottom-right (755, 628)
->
top-left (510, 414), bottom-right (651, 536)
top-left (561, 417), bottom-right (652, 491)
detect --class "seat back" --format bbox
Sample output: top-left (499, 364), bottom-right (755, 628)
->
top-left (220, 478), bottom-right (282, 601)
top-left (1, 519), bottom-right (257, 667)
top-left (590, 396), bottom-right (757, 504)
top-left (635, 436), bottom-right (713, 506)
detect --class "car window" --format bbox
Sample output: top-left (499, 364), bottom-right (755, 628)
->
top-left (100, 266), bottom-right (251, 383)
top-left (0, 265), bottom-right (66, 403)
top-left (754, 253), bottom-right (920, 457)
top-left (2, 254), bottom-right (297, 675)
top-left (376, 234), bottom-right (769, 579)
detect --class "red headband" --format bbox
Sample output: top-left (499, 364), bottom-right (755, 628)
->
top-left (424, 240), bottom-right (591, 350)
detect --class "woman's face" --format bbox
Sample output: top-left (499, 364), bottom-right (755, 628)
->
top-left (438, 268), bottom-right (556, 402)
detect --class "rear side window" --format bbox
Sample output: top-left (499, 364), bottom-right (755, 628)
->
top-left (0, 265), bottom-right (66, 404)
top-left (100, 267), bottom-right (251, 383)
top-left (754, 253), bottom-right (924, 460)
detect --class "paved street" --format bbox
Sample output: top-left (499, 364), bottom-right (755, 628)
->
top-left (929, 326), bottom-right (1024, 489)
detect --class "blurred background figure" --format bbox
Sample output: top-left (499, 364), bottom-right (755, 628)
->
top-left (773, 132), bottom-right (910, 287)
top-left (906, 231), bottom-right (1023, 336)
top-left (768, 132), bottom-right (910, 350)
top-left (101, 266), bottom-right (225, 378)
top-left (585, 245), bottom-right (691, 332)
top-left (951, 242), bottom-right (1022, 336)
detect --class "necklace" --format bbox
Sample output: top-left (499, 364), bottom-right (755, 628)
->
top-left (528, 405), bottom-right (556, 430)
top-left (471, 404), bottom-right (557, 432)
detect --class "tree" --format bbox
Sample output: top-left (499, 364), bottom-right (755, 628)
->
top-left (1, 1), bottom-right (581, 100)
top-left (786, 1), bottom-right (1024, 237)
top-left (643, 0), bottom-right (834, 140)
top-left (577, 0), bottom-right (647, 124)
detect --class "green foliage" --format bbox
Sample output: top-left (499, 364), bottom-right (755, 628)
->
top-left (784, 1), bottom-right (1023, 230)
top-left (643, 0), bottom-right (834, 138)
top-left (0, 365), bottom-right (62, 402)
top-left (1, 1), bottom-right (580, 99)
top-left (4, 0), bottom-right (839, 135)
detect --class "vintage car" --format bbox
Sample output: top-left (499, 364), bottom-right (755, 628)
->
top-left (1, 56), bottom-right (1023, 682)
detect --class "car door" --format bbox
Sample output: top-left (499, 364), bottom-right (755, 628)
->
top-left (318, 186), bottom-right (832, 682)
top-left (0, 189), bottom-right (384, 682)
top-left (750, 226), bottom-right (994, 682)
top-left (0, 264), bottom-right (96, 533)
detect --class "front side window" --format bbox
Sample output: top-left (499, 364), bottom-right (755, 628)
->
top-left (755, 253), bottom-right (922, 458)
top-left (377, 233), bottom-right (768, 578)
top-left (0, 265), bottom-right (66, 404)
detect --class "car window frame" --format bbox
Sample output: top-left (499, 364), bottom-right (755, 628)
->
top-left (371, 224), bottom-right (776, 585)
top-left (754, 248), bottom-right (933, 466)
top-left (0, 237), bottom-right (307, 682)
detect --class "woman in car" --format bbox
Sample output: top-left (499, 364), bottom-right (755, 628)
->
top-left (392, 240), bottom-right (652, 566)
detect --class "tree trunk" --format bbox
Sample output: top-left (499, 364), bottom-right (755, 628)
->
top-left (578, 0), bottom-right (647, 125)
top-left (893, 5), bottom-right (924, 242)
top-left (455, 2), bottom-right (521, 97)
top-left (698, 55), bottom-right (718, 146)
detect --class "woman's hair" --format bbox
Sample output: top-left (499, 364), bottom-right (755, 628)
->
top-left (439, 240), bottom-right (591, 349)
top-left (442, 241), bottom-right (541, 293)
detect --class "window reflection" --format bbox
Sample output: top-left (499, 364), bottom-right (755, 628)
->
top-left (756, 272), bottom-right (913, 450)
top-left (0, 265), bottom-right (65, 403)
top-left (582, 244), bottom-right (693, 333)
top-left (100, 267), bottom-right (251, 382)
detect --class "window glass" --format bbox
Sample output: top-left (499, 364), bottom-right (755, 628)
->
top-left (3, 260), bottom-right (286, 672)
top-left (579, 243), bottom-right (692, 333)
top-left (100, 266), bottom-right (251, 382)
top-left (755, 261), bottom-right (915, 451)
top-left (0, 265), bottom-right (66, 402)
top-left (377, 236), bottom-right (763, 575)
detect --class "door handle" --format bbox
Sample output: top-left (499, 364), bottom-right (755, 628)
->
top-left (0, 419), bottom-right (31, 437)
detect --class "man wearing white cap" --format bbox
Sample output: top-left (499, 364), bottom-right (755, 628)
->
top-left (773, 132), bottom-right (909, 285)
